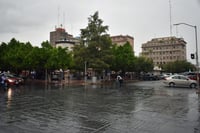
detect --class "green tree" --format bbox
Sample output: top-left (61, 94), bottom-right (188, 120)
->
top-left (72, 43), bottom-right (87, 71)
top-left (135, 56), bottom-right (154, 73)
top-left (73, 11), bottom-right (113, 75)
top-left (0, 42), bottom-right (9, 70)
top-left (111, 42), bottom-right (135, 73)
top-left (45, 46), bottom-right (72, 70)
top-left (25, 46), bottom-right (47, 71)
top-left (163, 60), bottom-right (195, 73)
top-left (1, 38), bottom-right (33, 73)
top-left (0, 39), bottom-right (72, 79)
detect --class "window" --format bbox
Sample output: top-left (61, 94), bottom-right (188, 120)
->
top-left (180, 76), bottom-right (188, 80)
top-left (172, 76), bottom-right (179, 79)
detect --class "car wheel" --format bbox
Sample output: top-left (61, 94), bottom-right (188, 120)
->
top-left (169, 82), bottom-right (175, 87)
top-left (190, 83), bottom-right (196, 88)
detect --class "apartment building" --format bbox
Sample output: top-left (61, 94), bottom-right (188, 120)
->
top-left (141, 36), bottom-right (186, 66)
top-left (111, 35), bottom-right (134, 50)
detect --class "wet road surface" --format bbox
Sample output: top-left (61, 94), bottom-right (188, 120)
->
top-left (0, 80), bottom-right (200, 133)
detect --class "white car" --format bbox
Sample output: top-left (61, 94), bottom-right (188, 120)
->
top-left (163, 75), bottom-right (197, 88)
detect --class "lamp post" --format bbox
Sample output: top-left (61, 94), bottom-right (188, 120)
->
top-left (174, 23), bottom-right (200, 93)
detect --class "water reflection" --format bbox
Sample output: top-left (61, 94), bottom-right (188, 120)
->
top-left (6, 88), bottom-right (12, 109)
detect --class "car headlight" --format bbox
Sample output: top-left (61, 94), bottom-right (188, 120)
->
top-left (7, 79), bottom-right (15, 82)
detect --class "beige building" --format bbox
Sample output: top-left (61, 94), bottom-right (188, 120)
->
top-left (111, 35), bottom-right (134, 50)
top-left (50, 26), bottom-right (74, 47)
top-left (55, 40), bottom-right (75, 51)
top-left (141, 36), bottom-right (186, 66)
top-left (50, 26), bottom-right (80, 50)
top-left (55, 37), bottom-right (80, 51)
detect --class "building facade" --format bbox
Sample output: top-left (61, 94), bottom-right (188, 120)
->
top-left (55, 40), bottom-right (75, 51)
top-left (50, 27), bottom-right (74, 47)
top-left (141, 36), bottom-right (186, 66)
top-left (111, 35), bottom-right (134, 50)
top-left (50, 26), bottom-right (80, 50)
top-left (55, 38), bottom-right (80, 51)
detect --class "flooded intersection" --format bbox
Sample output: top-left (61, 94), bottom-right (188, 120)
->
top-left (0, 81), bottom-right (200, 133)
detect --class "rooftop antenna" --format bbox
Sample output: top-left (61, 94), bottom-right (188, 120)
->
top-left (57, 6), bottom-right (60, 28)
top-left (169, 0), bottom-right (172, 36)
top-left (63, 12), bottom-right (65, 29)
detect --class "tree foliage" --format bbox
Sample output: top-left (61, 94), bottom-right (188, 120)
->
top-left (73, 11), bottom-right (113, 74)
top-left (162, 60), bottom-right (196, 73)
top-left (0, 38), bottom-right (32, 73)
top-left (111, 42), bottom-right (135, 72)
top-left (72, 44), bottom-right (87, 70)
top-left (0, 38), bottom-right (72, 75)
top-left (134, 56), bottom-right (154, 73)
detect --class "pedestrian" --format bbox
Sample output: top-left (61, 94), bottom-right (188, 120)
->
top-left (1, 74), bottom-right (7, 89)
top-left (117, 75), bottom-right (123, 87)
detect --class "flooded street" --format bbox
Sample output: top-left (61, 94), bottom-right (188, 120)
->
top-left (0, 81), bottom-right (200, 133)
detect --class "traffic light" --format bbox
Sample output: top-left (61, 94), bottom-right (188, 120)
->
top-left (191, 53), bottom-right (195, 59)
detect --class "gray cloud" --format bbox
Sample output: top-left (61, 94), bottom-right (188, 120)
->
top-left (0, 0), bottom-right (200, 61)
top-left (0, 0), bottom-right (54, 33)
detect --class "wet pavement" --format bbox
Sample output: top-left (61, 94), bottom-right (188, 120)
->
top-left (0, 80), bottom-right (200, 133)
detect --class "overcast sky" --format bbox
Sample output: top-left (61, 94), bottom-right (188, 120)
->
top-left (0, 0), bottom-right (200, 63)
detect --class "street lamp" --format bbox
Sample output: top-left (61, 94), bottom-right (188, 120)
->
top-left (174, 23), bottom-right (200, 93)
top-left (84, 61), bottom-right (87, 84)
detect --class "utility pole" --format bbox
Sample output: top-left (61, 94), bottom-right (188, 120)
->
top-left (84, 61), bottom-right (87, 85)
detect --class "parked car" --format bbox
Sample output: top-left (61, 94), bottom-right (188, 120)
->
top-left (163, 75), bottom-right (197, 88)
top-left (181, 72), bottom-right (200, 83)
top-left (140, 73), bottom-right (160, 80)
top-left (160, 73), bottom-right (172, 79)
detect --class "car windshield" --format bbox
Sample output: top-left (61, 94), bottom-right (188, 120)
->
top-left (5, 74), bottom-right (17, 78)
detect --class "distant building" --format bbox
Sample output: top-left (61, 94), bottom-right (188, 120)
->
top-left (111, 35), bottom-right (134, 50)
top-left (55, 38), bottom-right (80, 51)
top-left (55, 40), bottom-right (75, 51)
top-left (50, 26), bottom-right (78, 50)
top-left (141, 36), bottom-right (186, 66)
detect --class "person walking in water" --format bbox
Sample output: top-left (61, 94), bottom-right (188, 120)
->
top-left (1, 73), bottom-right (7, 89)
top-left (117, 75), bottom-right (123, 87)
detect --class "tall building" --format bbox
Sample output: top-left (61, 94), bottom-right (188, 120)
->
top-left (111, 35), bottom-right (134, 50)
top-left (141, 36), bottom-right (186, 66)
top-left (50, 26), bottom-right (74, 47)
